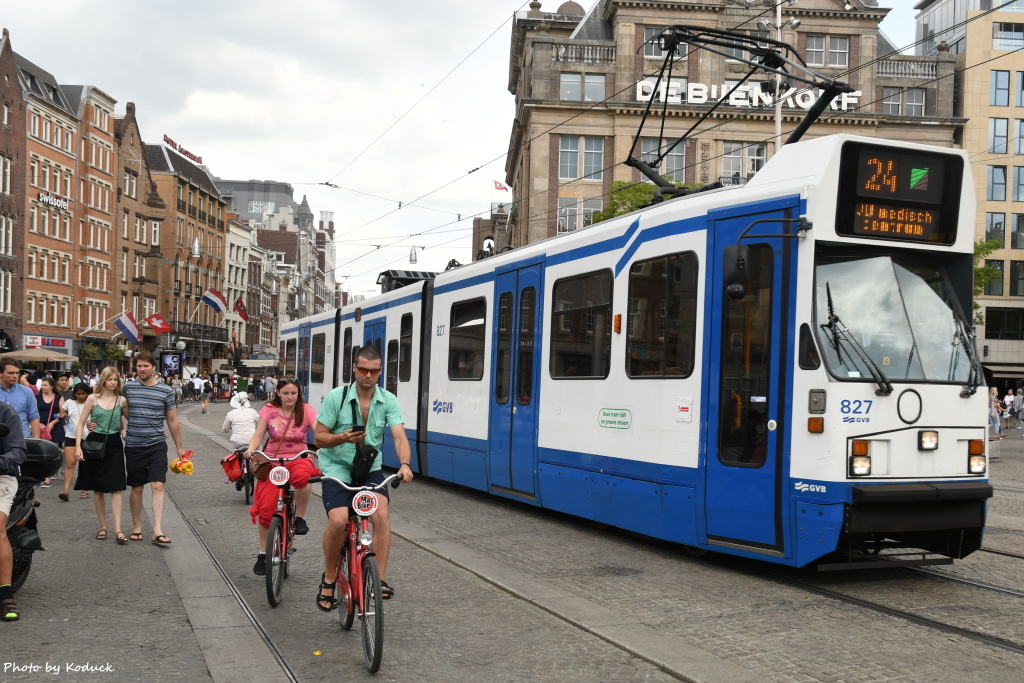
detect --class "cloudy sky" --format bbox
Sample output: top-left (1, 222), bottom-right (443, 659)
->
top-left (3, 0), bottom-right (915, 297)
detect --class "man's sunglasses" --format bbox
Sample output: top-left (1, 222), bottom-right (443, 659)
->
top-left (354, 366), bottom-right (382, 377)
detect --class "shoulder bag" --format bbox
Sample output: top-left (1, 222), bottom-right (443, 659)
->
top-left (80, 404), bottom-right (115, 461)
top-left (39, 397), bottom-right (57, 441)
top-left (252, 411), bottom-right (293, 482)
top-left (348, 385), bottom-right (377, 485)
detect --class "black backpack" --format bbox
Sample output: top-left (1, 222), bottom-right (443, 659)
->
top-left (204, 381), bottom-right (212, 393)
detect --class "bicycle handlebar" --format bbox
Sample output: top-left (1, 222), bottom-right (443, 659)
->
top-left (308, 472), bottom-right (402, 491)
top-left (249, 449), bottom-right (317, 463)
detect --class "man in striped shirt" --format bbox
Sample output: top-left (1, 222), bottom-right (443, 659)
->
top-left (122, 351), bottom-right (187, 546)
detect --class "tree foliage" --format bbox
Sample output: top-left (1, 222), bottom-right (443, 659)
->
top-left (974, 239), bottom-right (1003, 326)
top-left (105, 345), bottom-right (126, 362)
top-left (589, 180), bottom-right (699, 225)
top-left (80, 343), bottom-right (100, 361)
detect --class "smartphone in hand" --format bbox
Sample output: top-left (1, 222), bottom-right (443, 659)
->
top-left (350, 425), bottom-right (366, 433)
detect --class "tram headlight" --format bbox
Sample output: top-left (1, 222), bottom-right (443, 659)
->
top-left (918, 430), bottom-right (939, 451)
top-left (850, 455), bottom-right (871, 476)
top-left (968, 455), bottom-right (986, 475)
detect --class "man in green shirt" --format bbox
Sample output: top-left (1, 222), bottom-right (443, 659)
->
top-left (314, 346), bottom-right (412, 609)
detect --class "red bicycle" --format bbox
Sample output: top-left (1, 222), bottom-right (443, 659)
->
top-left (308, 472), bottom-right (401, 673)
top-left (251, 449), bottom-right (316, 607)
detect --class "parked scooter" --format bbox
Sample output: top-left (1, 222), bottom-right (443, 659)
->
top-left (3, 426), bottom-right (62, 592)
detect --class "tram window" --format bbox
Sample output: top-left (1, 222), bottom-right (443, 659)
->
top-left (448, 298), bottom-right (486, 380)
top-left (386, 340), bottom-right (399, 395)
top-left (284, 339), bottom-right (297, 378)
top-left (311, 333), bottom-right (326, 383)
top-left (550, 269), bottom-right (613, 379)
top-left (342, 328), bottom-right (352, 383)
top-left (798, 323), bottom-right (821, 370)
top-left (625, 252), bottom-right (698, 378)
top-left (399, 314), bottom-right (413, 382)
top-left (495, 292), bottom-right (512, 403)
top-left (518, 287), bottom-right (536, 404)
top-left (718, 245), bottom-right (772, 468)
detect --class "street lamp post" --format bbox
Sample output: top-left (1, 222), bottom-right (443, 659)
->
top-left (758, 1), bottom-right (800, 157)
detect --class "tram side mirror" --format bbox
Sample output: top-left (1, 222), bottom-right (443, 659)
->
top-left (724, 244), bottom-right (750, 300)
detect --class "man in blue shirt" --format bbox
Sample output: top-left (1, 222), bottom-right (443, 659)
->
top-left (0, 360), bottom-right (40, 439)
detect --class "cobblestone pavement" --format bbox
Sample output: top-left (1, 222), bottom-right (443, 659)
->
top-left (5, 397), bottom-right (1024, 682)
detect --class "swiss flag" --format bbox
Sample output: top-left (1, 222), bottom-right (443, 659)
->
top-left (144, 313), bottom-right (174, 335)
top-left (233, 296), bottom-right (250, 321)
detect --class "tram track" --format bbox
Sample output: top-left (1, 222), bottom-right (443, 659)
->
top-left (165, 488), bottom-right (302, 683)
top-left (714, 557), bottom-right (1024, 657)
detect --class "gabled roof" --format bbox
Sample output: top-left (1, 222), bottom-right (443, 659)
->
top-left (14, 52), bottom-right (75, 116)
top-left (570, 0), bottom-right (612, 41)
top-left (144, 143), bottom-right (223, 198)
top-left (59, 85), bottom-right (86, 116)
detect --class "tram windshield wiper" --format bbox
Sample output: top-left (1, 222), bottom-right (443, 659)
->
top-left (952, 316), bottom-right (981, 397)
top-left (822, 283), bottom-right (893, 396)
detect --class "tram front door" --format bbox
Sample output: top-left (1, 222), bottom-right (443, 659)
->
top-left (363, 319), bottom-right (385, 388)
top-left (704, 203), bottom-right (796, 554)
top-left (488, 262), bottom-right (543, 498)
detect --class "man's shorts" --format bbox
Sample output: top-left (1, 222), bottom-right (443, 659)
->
top-left (0, 474), bottom-right (17, 516)
top-left (125, 442), bottom-right (169, 487)
top-left (322, 469), bottom-right (390, 514)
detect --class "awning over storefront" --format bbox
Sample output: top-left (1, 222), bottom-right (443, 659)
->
top-left (983, 365), bottom-right (1024, 379)
top-left (242, 359), bottom-right (279, 368)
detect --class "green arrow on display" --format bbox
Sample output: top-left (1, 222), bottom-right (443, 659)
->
top-left (909, 167), bottom-right (929, 190)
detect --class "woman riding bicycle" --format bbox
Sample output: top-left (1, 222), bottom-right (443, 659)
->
top-left (244, 379), bottom-right (319, 576)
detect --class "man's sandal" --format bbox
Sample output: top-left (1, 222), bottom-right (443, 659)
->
top-left (1, 598), bottom-right (19, 621)
top-left (316, 573), bottom-right (338, 612)
top-left (380, 580), bottom-right (394, 600)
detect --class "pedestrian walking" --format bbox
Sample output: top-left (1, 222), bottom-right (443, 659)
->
top-left (120, 352), bottom-right (186, 546)
top-left (0, 399), bottom-right (28, 621)
top-left (200, 374), bottom-right (212, 414)
top-left (990, 386), bottom-right (1004, 440)
top-left (264, 374), bottom-right (276, 402)
top-left (170, 375), bottom-right (182, 404)
top-left (58, 383), bottom-right (91, 502)
top-left (1004, 389), bottom-right (1016, 431)
top-left (0, 359), bottom-right (40, 439)
top-left (74, 367), bottom-right (128, 544)
top-left (36, 378), bottom-right (64, 488)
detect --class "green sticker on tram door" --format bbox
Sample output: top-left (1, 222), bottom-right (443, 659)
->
top-left (910, 167), bottom-right (929, 190)
top-left (598, 408), bottom-right (632, 429)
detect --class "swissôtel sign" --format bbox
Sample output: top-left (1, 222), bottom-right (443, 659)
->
top-left (636, 77), bottom-right (862, 110)
top-left (37, 192), bottom-right (69, 211)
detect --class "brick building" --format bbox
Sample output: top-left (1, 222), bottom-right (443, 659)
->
top-left (114, 102), bottom-right (167, 353)
top-left (0, 29), bottom-right (25, 353)
top-left (15, 53), bottom-right (85, 360)
top-left (504, 0), bottom-right (960, 247)
top-left (145, 140), bottom-right (229, 372)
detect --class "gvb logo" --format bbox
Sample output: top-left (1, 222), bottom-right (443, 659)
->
top-left (794, 481), bottom-right (827, 493)
top-left (432, 399), bottom-right (454, 414)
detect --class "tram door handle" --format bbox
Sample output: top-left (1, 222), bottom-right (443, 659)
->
top-left (767, 419), bottom-right (777, 431)
top-left (512, 406), bottom-right (517, 415)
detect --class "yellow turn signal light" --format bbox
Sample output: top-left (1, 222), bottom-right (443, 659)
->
top-left (808, 417), bottom-right (824, 433)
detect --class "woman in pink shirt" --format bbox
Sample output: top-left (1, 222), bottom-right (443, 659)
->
top-left (244, 379), bottom-right (319, 576)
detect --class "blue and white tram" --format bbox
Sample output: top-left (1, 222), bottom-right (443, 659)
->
top-left (282, 134), bottom-right (991, 568)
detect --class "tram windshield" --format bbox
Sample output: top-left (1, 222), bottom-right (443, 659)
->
top-left (814, 254), bottom-right (972, 383)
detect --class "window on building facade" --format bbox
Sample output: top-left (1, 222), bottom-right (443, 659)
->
top-left (994, 22), bottom-right (1024, 50)
top-left (559, 135), bottom-right (603, 180)
top-left (1013, 261), bottom-right (1024, 296)
top-left (991, 118), bottom-right (1009, 153)
top-left (993, 70), bottom-right (1011, 105)
top-left (644, 27), bottom-right (686, 59)
top-left (988, 212), bottom-right (1007, 244)
top-left (640, 138), bottom-right (686, 182)
top-left (723, 141), bottom-right (766, 180)
top-left (989, 165), bottom-right (1008, 200)
top-left (986, 307), bottom-right (1024, 339)
top-left (905, 88), bottom-right (925, 116)
top-left (1015, 214), bottom-right (1024, 248)
top-left (806, 35), bottom-right (849, 67)
top-left (560, 73), bottom-right (581, 100)
top-left (557, 197), bottom-right (577, 233)
top-left (559, 136), bottom-right (579, 179)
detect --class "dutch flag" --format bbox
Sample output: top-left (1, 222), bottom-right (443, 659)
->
top-left (115, 312), bottom-right (142, 344)
top-left (202, 287), bottom-right (229, 313)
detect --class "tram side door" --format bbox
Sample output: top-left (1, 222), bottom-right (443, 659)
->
top-left (297, 323), bottom-right (312, 397)
top-left (488, 264), bottom-right (543, 497)
top-left (704, 205), bottom-right (796, 553)
top-left (363, 319), bottom-right (386, 388)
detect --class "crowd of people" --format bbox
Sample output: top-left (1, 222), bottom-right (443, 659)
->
top-left (0, 350), bottom-right (411, 624)
top-left (989, 386), bottom-right (1024, 442)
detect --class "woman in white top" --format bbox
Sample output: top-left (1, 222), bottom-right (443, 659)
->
top-left (223, 392), bottom-right (260, 448)
top-left (58, 383), bottom-right (92, 502)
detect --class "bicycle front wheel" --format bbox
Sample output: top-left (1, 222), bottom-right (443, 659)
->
top-left (360, 556), bottom-right (384, 673)
top-left (265, 516), bottom-right (286, 606)
top-left (339, 547), bottom-right (355, 630)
